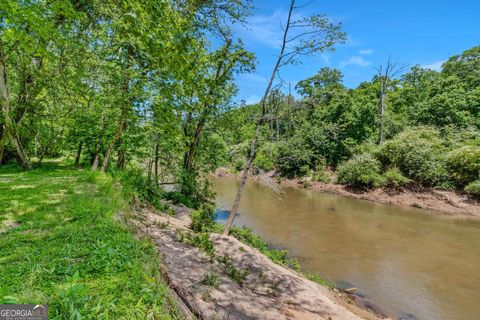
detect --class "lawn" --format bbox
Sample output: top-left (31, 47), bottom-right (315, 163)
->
top-left (0, 162), bottom-right (180, 319)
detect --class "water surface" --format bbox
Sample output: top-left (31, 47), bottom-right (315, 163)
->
top-left (212, 176), bottom-right (480, 320)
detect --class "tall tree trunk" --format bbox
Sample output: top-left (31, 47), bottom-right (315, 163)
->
top-left (0, 124), bottom-right (5, 164)
top-left (91, 115), bottom-right (105, 171)
top-left (183, 118), bottom-right (205, 174)
top-left (116, 144), bottom-right (125, 170)
top-left (147, 146), bottom-right (154, 183)
top-left (223, 0), bottom-right (294, 236)
top-left (101, 108), bottom-right (127, 172)
top-left (181, 39), bottom-right (232, 181)
top-left (74, 141), bottom-right (83, 166)
top-left (154, 143), bottom-right (159, 187)
top-left (0, 57), bottom-right (30, 169)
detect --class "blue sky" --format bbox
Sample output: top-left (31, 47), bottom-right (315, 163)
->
top-left (233, 0), bottom-right (480, 104)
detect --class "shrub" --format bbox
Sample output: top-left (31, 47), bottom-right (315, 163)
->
top-left (253, 153), bottom-right (275, 172)
top-left (191, 206), bottom-right (216, 232)
top-left (253, 142), bottom-right (278, 172)
top-left (446, 145), bottom-right (480, 184)
top-left (202, 273), bottom-right (219, 288)
top-left (312, 158), bottom-right (330, 183)
top-left (376, 127), bottom-right (448, 186)
top-left (384, 167), bottom-right (411, 187)
top-left (178, 231), bottom-right (215, 257)
top-left (337, 153), bottom-right (385, 188)
top-left (116, 167), bottom-right (164, 209)
top-left (465, 180), bottom-right (480, 196)
top-left (176, 171), bottom-right (215, 208)
top-left (312, 170), bottom-right (330, 183)
top-left (228, 142), bottom-right (249, 172)
top-left (275, 138), bottom-right (314, 177)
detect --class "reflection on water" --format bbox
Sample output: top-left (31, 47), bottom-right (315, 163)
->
top-left (212, 176), bottom-right (480, 320)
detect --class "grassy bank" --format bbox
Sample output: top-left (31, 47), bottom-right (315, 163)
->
top-left (0, 163), bottom-right (180, 319)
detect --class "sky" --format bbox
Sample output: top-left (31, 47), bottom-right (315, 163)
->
top-left (233, 0), bottom-right (480, 104)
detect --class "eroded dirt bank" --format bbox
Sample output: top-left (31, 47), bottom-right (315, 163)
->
top-left (131, 203), bottom-right (384, 320)
top-left (215, 169), bottom-right (480, 218)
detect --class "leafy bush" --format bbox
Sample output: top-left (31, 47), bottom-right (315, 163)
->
top-left (446, 145), bottom-right (480, 184)
top-left (376, 127), bottom-right (448, 185)
top-left (196, 133), bottom-right (228, 171)
top-left (253, 142), bottom-right (278, 172)
top-left (312, 158), bottom-right (330, 183)
top-left (384, 167), bottom-right (411, 187)
top-left (191, 205), bottom-right (216, 232)
top-left (465, 180), bottom-right (480, 196)
top-left (115, 167), bottom-right (164, 209)
top-left (228, 142), bottom-right (249, 171)
top-left (275, 138), bottom-right (314, 177)
top-left (337, 153), bottom-right (385, 188)
top-left (178, 232), bottom-right (215, 257)
top-left (253, 152), bottom-right (275, 171)
top-left (202, 273), bottom-right (219, 288)
top-left (312, 170), bottom-right (330, 183)
top-left (176, 170), bottom-right (215, 208)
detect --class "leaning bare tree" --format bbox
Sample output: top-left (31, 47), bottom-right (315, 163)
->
top-left (223, 0), bottom-right (346, 235)
top-left (376, 58), bottom-right (407, 144)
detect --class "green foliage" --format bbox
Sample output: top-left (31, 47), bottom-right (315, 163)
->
top-left (465, 180), bottom-right (480, 196)
top-left (384, 167), bottom-right (411, 187)
top-left (217, 256), bottom-right (249, 286)
top-left (377, 127), bottom-right (448, 186)
top-left (178, 231), bottom-right (216, 258)
top-left (0, 164), bottom-right (179, 319)
top-left (337, 153), bottom-right (385, 188)
top-left (229, 227), bottom-right (300, 271)
top-left (175, 170), bottom-right (215, 208)
top-left (202, 273), bottom-right (219, 288)
top-left (275, 138), bottom-right (314, 177)
top-left (253, 142), bottom-right (278, 172)
top-left (114, 167), bottom-right (164, 208)
top-left (191, 206), bottom-right (216, 232)
top-left (215, 46), bottom-right (480, 193)
top-left (446, 145), bottom-right (480, 184)
top-left (312, 158), bottom-right (331, 183)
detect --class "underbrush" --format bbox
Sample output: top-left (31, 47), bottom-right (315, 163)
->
top-left (0, 163), bottom-right (180, 319)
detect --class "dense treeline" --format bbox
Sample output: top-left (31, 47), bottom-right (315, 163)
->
top-left (1, 0), bottom-right (350, 212)
top-left (2, 0), bottom-right (478, 203)
top-left (215, 47), bottom-right (480, 196)
top-left (0, 0), bottom-right (258, 203)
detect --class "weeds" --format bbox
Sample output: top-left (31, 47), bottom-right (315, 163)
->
top-left (0, 163), bottom-right (179, 319)
top-left (202, 273), bottom-right (220, 288)
top-left (217, 256), bottom-right (249, 286)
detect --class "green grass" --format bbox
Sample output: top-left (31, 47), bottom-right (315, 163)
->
top-left (0, 163), bottom-right (181, 319)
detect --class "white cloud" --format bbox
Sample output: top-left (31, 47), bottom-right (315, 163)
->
top-left (240, 73), bottom-right (267, 84)
top-left (237, 9), bottom-right (285, 48)
top-left (340, 56), bottom-right (372, 67)
top-left (358, 49), bottom-right (374, 55)
top-left (245, 94), bottom-right (261, 105)
top-left (421, 60), bottom-right (445, 71)
top-left (236, 9), bottom-right (305, 49)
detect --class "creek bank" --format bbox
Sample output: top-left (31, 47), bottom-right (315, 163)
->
top-left (214, 168), bottom-right (480, 218)
top-left (131, 202), bottom-right (385, 320)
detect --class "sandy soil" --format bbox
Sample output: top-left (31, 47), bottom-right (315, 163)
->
top-left (215, 168), bottom-right (480, 218)
top-left (132, 203), bottom-right (385, 320)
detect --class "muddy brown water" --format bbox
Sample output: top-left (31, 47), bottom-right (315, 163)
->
top-left (211, 176), bottom-right (480, 320)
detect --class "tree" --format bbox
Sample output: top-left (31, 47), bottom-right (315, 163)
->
top-left (375, 58), bottom-right (406, 144)
top-left (223, 0), bottom-right (346, 235)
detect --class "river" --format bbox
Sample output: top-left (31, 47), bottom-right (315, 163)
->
top-left (211, 176), bottom-right (480, 320)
